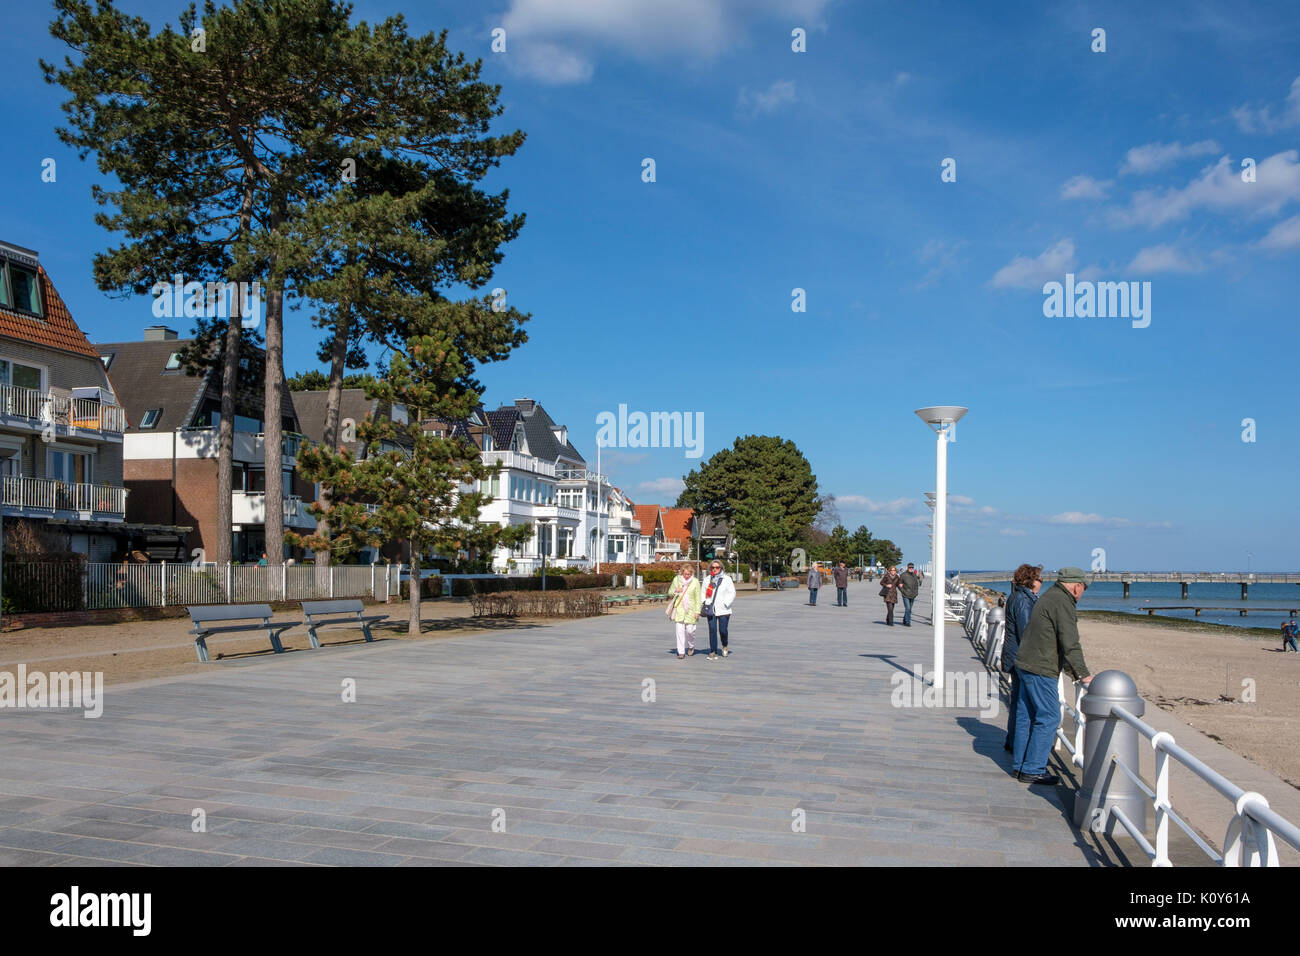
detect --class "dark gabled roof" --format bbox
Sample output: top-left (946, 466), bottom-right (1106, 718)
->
top-left (699, 514), bottom-right (731, 536)
top-left (96, 338), bottom-right (297, 435)
top-left (485, 407), bottom-right (520, 452)
top-left (94, 339), bottom-right (211, 432)
top-left (495, 399), bottom-right (586, 466)
top-left (290, 388), bottom-right (378, 456)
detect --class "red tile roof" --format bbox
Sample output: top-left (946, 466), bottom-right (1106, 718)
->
top-left (661, 508), bottom-right (696, 547)
top-left (0, 266), bottom-right (101, 359)
top-left (633, 505), bottom-right (661, 538)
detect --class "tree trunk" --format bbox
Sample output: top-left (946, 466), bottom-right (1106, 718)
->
top-left (215, 172), bottom-right (256, 566)
top-left (263, 196), bottom-right (287, 582)
top-left (408, 537), bottom-right (421, 637)
top-left (314, 302), bottom-right (351, 591)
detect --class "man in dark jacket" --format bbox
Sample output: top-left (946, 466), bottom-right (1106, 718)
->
top-left (833, 562), bottom-right (850, 606)
top-left (1000, 564), bottom-right (1043, 752)
top-left (898, 563), bottom-right (921, 626)
top-left (1010, 567), bottom-right (1094, 786)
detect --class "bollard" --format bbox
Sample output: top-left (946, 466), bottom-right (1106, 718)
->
top-left (984, 606), bottom-right (1005, 664)
top-left (1073, 670), bottom-right (1146, 836)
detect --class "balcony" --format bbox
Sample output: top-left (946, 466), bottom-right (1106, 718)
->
top-left (1, 476), bottom-right (127, 518)
top-left (0, 384), bottom-right (126, 439)
top-left (482, 449), bottom-right (556, 477)
top-left (232, 491), bottom-right (317, 529)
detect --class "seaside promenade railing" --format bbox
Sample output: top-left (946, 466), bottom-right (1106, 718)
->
top-left (949, 576), bottom-right (1300, 866)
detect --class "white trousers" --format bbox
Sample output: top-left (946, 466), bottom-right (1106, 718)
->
top-left (675, 622), bottom-right (697, 655)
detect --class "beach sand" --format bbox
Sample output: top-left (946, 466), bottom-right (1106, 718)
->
top-left (1079, 615), bottom-right (1300, 789)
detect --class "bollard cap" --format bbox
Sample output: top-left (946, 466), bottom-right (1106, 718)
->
top-left (974, 597), bottom-right (987, 609)
top-left (988, 607), bottom-right (1005, 623)
top-left (1079, 669), bottom-right (1145, 718)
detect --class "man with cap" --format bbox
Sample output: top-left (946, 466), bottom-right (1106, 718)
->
top-left (1010, 567), bottom-right (1094, 786)
top-left (898, 563), bottom-right (921, 626)
top-left (1283, 617), bottom-right (1299, 653)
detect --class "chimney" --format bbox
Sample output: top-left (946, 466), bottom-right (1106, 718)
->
top-left (514, 398), bottom-right (535, 413)
top-left (144, 326), bottom-right (178, 341)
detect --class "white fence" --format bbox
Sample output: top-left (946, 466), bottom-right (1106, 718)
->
top-left (949, 577), bottom-right (1300, 866)
top-left (21, 562), bottom-right (404, 611)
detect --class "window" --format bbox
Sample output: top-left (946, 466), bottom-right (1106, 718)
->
top-left (0, 358), bottom-right (44, 392)
top-left (483, 433), bottom-right (494, 451)
top-left (100, 353), bottom-right (115, 370)
top-left (0, 261), bottom-right (42, 316)
top-left (48, 449), bottom-right (92, 485)
top-left (165, 352), bottom-right (182, 371)
top-left (140, 408), bottom-right (162, 429)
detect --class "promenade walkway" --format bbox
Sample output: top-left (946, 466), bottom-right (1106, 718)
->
top-left (0, 580), bottom-right (1113, 866)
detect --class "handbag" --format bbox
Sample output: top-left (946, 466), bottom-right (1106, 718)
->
top-left (879, 585), bottom-right (889, 597)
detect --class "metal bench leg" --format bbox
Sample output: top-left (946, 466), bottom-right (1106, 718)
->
top-left (359, 617), bottom-right (374, 643)
top-left (306, 622), bottom-right (321, 649)
top-left (195, 635), bottom-right (210, 663)
top-left (265, 620), bottom-right (284, 654)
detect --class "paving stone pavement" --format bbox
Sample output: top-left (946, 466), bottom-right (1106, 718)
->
top-left (0, 579), bottom-right (1110, 866)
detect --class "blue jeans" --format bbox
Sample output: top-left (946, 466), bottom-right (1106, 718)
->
top-left (809, 587), bottom-right (818, 605)
top-left (707, 614), bottom-right (729, 653)
top-left (902, 595), bottom-right (915, 625)
top-left (1012, 670), bottom-right (1060, 777)
top-left (836, 587), bottom-right (847, 605)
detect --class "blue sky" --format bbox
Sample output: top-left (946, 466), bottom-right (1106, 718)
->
top-left (3, 0), bottom-right (1298, 570)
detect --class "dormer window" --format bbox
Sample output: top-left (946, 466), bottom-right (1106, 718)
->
top-left (140, 408), bottom-right (162, 429)
top-left (0, 260), bottom-right (42, 317)
top-left (164, 352), bottom-right (182, 371)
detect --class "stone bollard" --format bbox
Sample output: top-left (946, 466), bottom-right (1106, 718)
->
top-left (984, 606), bottom-right (1005, 663)
top-left (1072, 670), bottom-right (1146, 836)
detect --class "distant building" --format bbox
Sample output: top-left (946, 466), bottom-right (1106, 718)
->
top-left (98, 328), bottom-right (315, 562)
top-left (0, 241), bottom-right (148, 559)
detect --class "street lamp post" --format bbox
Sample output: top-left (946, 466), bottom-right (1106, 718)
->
top-left (915, 406), bottom-right (967, 690)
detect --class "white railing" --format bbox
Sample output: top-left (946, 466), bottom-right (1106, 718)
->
top-left (1, 476), bottom-right (127, 516)
top-left (0, 383), bottom-right (125, 434)
top-left (482, 450), bottom-right (556, 477)
top-left (72, 562), bottom-right (400, 610)
top-left (955, 577), bottom-right (1300, 866)
top-left (231, 491), bottom-right (315, 527)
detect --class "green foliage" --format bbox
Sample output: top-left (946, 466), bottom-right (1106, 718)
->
top-left (731, 498), bottom-right (795, 568)
top-left (287, 370), bottom-right (379, 392)
top-left (637, 567), bottom-right (678, 584)
top-left (678, 435), bottom-right (820, 544)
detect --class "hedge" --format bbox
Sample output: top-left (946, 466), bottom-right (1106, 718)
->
top-left (448, 574), bottom-right (610, 597)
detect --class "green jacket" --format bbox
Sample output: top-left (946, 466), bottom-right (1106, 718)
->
top-left (1014, 582), bottom-right (1090, 681)
top-left (668, 575), bottom-right (702, 624)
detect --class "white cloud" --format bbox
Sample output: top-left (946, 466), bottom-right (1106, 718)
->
top-left (989, 239), bottom-right (1076, 289)
top-left (1060, 175), bottom-right (1112, 200)
top-left (949, 495), bottom-right (974, 506)
top-left (1049, 511), bottom-right (1134, 528)
top-left (737, 79), bottom-right (797, 116)
top-left (1119, 140), bottom-right (1220, 176)
top-left (999, 528), bottom-right (1027, 537)
top-left (1255, 214), bottom-right (1300, 252)
top-left (915, 238), bottom-right (967, 288)
top-left (837, 495), bottom-right (916, 515)
top-left (1232, 76), bottom-right (1300, 133)
top-left (501, 0), bottom-right (831, 83)
top-left (636, 477), bottom-right (685, 497)
top-left (1110, 151), bottom-right (1300, 228)
top-left (1127, 244), bottom-right (1202, 274)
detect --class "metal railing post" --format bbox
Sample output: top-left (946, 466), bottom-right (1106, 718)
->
top-left (1153, 733), bottom-right (1174, 867)
top-left (1074, 670), bottom-right (1147, 837)
top-left (160, 561), bottom-right (167, 607)
top-left (226, 561), bottom-right (232, 604)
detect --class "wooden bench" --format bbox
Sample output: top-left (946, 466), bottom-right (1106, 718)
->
top-left (301, 599), bottom-right (381, 647)
top-left (188, 604), bottom-right (289, 663)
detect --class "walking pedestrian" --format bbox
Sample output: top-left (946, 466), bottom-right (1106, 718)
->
top-left (701, 559), bottom-right (736, 659)
top-left (667, 563), bottom-right (702, 659)
top-left (1011, 567), bottom-right (1094, 786)
top-left (898, 563), bottom-right (921, 626)
top-left (880, 566), bottom-right (901, 625)
top-left (1283, 617), bottom-right (1298, 653)
top-left (999, 564), bottom-right (1043, 752)
top-left (833, 561), bottom-right (850, 606)
top-left (807, 562), bottom-right (822, 606)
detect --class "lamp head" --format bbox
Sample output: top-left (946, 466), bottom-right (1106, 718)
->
top-left (915, 406), bottom-right (968, 430)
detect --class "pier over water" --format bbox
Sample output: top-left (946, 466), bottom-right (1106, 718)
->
top-left (958, 571), bottom-right (1300, 600)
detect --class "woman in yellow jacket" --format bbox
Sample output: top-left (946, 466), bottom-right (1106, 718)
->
top-left (667, 563), bottom-right (703, 659)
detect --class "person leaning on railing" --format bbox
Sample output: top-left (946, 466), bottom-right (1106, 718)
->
top-left (1009, 566), bottom-right (1093, 787)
